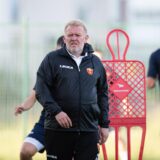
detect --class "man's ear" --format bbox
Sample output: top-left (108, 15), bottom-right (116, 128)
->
top-left (85, 35), bottom-right (89, 42)
top-left (63, 36), bottom-right (66, 43)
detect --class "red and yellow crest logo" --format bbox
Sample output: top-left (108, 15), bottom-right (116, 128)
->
top-left (86, 68), bottom-right (93, 75)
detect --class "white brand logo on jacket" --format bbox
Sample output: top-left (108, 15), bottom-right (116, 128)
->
top-left (60, 65), bottom-right (73, 69)
top-left (47, 154), bottom-right (57, 159)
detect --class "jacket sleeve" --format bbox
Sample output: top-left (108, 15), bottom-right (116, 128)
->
top-left (35, 54), bottom-right (62, 116)
top-left (97, 63), bottom-right (110, 128)
top-left (147, 52), bottom-right (158, 78)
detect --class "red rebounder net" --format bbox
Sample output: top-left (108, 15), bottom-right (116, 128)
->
top-left (101, 29), bottom-right (146, 160)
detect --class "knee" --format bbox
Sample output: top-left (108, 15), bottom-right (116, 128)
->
top-left (20, 143), bottom-right (37, 160)
top-left (20, 148), bottom-right (33, 160)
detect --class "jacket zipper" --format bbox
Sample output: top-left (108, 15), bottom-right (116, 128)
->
top-left (69, 57), bottom-right (81, 131)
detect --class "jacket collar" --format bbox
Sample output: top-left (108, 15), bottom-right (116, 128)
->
top-left (81, 43), bottom-right (94, 56)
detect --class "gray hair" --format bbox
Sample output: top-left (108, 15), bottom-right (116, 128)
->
top-left (64, 19), bottom-right (88, 34)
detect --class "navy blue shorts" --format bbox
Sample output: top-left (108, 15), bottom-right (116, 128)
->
top-left (25, 122), bottom-right (45, 153)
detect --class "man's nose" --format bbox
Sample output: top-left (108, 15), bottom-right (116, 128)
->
top-left (71, 35), bottom-right (77, 40)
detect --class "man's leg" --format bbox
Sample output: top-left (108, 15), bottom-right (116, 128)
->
top-left (20, 123), bottom-right (45, 160)
top-left (45, 129), bottom-right (75, 160)
top-left (74, 131), bottom-right (99, 160)
top-left (20, 142), bottom-right (37, 160)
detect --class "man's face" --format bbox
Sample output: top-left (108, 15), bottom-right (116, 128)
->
top-left (64, 25), bottom-right (88, 55)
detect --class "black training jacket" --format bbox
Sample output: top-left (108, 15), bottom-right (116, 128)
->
top-left (35, 43), bottom-right (110, 132)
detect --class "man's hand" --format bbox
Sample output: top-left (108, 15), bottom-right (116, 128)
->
top-left (14, 104), bottom-right (25, 116)
top-left (99, 127), bottom-right (109, 144)
top-left (147, 77), bottom-right (156, 89)
top-left (55, 111), bottom-right (72, 128)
